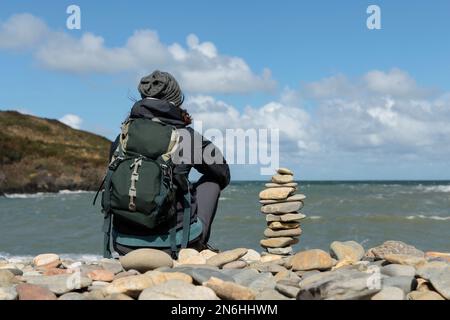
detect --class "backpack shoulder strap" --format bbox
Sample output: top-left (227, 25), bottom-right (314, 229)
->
top-left (101, 150), bottom-right (127, 258)
top-left (161, 127), bottom-right (180, 162)
top-left (102, 168), bottom-right (115, 258)
top-left (168, 177), bottom-right (191, 259)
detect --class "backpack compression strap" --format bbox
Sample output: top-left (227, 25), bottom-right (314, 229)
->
top-left (102, 151), bottom-right (126, 259)
top-left (168, 177), bottom-right (191, 259)
top-left (102, 168), bottom-right (115, 258)
top-left (181, 186), bottom-right (191, 249)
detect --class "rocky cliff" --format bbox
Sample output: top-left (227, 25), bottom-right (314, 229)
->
top-left (0, 111), bottom-right (111, 194)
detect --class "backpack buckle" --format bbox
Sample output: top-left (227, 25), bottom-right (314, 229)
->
top-left (160, 163), bottom-right (173, 188)
top-left (109, 157), bottom-right (123, 171)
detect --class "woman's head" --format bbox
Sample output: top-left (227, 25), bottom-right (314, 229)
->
top-left (138, 70), bottom-right (192, 125)
top-left (138, 70), bottom-right (184, 107)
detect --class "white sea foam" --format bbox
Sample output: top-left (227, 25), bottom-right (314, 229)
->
top-left (418, 185), bottom-right (450, 193)
top-left (3, 190), bottom-right (94, 199)
top-left (59, 253), bottom-right (103, 262)
top-left (0, 252), bottom-right (33, 263)
top-left (3, 192), bottom-right (50, 199)
top-left (0, 252), bottom-right (102, 263)
top-left (58, 190), bottom-right (93, 195)
top-left (308, 216), bottom-right (322, 220)
top-left (406, 215), bottom-right (450, 221)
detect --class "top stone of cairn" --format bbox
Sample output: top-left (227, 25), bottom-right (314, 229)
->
top-left (277, 168), bottom-right (293, 175)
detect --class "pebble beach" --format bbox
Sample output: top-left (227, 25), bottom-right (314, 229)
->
top-left (1, 240), bottom-right (449, 300)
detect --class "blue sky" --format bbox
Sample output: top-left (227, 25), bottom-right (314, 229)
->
top-left (1, 1), bottom-right (450, 180)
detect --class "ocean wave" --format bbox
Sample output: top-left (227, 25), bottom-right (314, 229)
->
top-left (58, 190), bottom-right (94, 195)
top-left (405, 215), bottom-right (450, 221)
top-left (0, 253), bottom-right (33, 263)
top-left (219, 197), bottom-right (229, 201)
top-left (417, 185), bottom-right (450, 193)
top-left (3, 192), bottom-right (52, 199)
top-left (308, 216), bottom-right (322, 220)
top-left (3, 190), bottom-right (94, 199)
top-left (59, 253), bottom-right (103, 262)
top-left (0, 252), bottom-right (102, 263)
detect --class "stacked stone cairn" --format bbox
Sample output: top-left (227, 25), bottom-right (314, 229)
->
top-left (259, 168), bottom-right (306, 256)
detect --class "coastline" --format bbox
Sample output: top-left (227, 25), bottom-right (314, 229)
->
top-left (1, 240), bottom-right (449, 300)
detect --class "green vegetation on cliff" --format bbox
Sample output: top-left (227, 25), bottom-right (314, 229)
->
top-left (0, 111), bottom-right (111, 194)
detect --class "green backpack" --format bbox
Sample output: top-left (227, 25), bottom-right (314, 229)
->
top-left (97, 117), bottom-right (191, 258)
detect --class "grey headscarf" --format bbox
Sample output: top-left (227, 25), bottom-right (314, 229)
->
top-left (138, 70), bottom-right (184, 107)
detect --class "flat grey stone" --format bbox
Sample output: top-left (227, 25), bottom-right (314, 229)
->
top-left (100, 258), bottom-right (124, 275)
top-left (416, 261), bottom-right (449, 279)
top-left (416, 262), bottom-right (450, 299)
top-left (267, 247), bottom-right (293, 255)
top-left (244, 273), bottom-right (277, 294)
top-left (371, 286), bottom-right (405, 300)
top-left (170, 267), bottom-right (234, 284)
top-left (381, 264), bottom-right (416, 277)
top-left (296, 270), bottom-right (321, 279)
top-left (251, 262), bottom-right (287, 274)
top-left (261, 202), bottom-right (303, 214)
top-left (222, 268), bottom-right (258, 282)
top-left (275, 283), bottom-right (300, 298)
top-left (297, 269), bottom-right (380, 300)
top-left (255, 289), bottom-right (291, 300)
top-left (139, 280), bottom-right (219, 300)
top-left (382, 276), bottom-right (417, 294)
top-left (226, 269), bottom-right (276, 294)
top-left (23, 274), bottom-right (92, 295)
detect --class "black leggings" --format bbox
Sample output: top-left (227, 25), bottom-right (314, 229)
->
top-left (113, 175), bottom-right (221, 255)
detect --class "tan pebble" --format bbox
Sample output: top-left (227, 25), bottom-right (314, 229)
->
top-left (87, 269), bottom-right (115, 282)
top-left (260, 237), bottom-right (298, 248)
top-left (264, 227), bottom-right (302, 238)
top-left (260, 254), bottom-right (284, 263)
top-left (268, 221), bottom-right (300, 230)
top-left (271, 175), bottom-right (294, 184)
top-left (199, 249), bottom-right (218, 260)
top-left (277, 168), bottom-right (293, 175)
top-left (259, 187), bottom-right (294, 200)
top-left (203, 277), bottom-right (255, 300)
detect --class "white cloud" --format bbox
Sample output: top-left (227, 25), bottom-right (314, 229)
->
top-left (304, 69), bottom-right (432, 100)
top-left (0, 13), bottom-right (48, 49)
top-left (305, 70), bottom-right (450, 159)
top-left (59, 114), bottom-right (83, 129)
top-left (304, 74), bottom-right (358, 99)
top-left (185, 69), bottom-right (450, 165)
top-left (36, 30), bottom-right (169, 74)
top-left (364, 68), bottom-right (428, 97)
top-left (0, 13), bottom-right (275, 94)
top-left (2, 12), bottom-right (449, 173)
top-left (186, 94), bottom-right (317, 159)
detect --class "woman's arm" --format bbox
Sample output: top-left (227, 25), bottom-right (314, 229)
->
top-left (189, 128), bottom-right (231, 190)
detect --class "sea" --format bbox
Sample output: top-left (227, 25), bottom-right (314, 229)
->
top-left (1, 181), bottom-right (449, 260)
